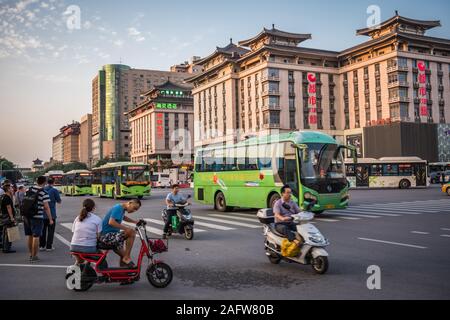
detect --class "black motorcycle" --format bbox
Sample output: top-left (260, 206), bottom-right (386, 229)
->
top-left (162, 195), bottom-right (195, 240)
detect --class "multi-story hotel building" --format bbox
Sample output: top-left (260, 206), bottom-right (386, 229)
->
top-left (79, 114), bottom-right (93, 166)
top-left (51, 132), bottom-right (64, 163)
top-left (91, 64), bottom-right (195, 162)
top-left (187, 13), bottom-right (450, 161)
top-left (127, 80), bottom-right (194, 164)
top-left (61, 122), bottom-right (81, 164)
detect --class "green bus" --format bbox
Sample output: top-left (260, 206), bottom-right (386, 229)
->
top-left (62, 170), bottom-right (93, 196)
top-left (193, 131), bottom-right (355, 213)
top-left (91, 162), bottom-right (151, 199)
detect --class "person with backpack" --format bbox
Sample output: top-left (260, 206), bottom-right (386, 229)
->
top-left (1, 183), bottom-right (17, 253)
top-left (40, 178), bottom-right (61, 251)
top-left (21, 176), bottom-right (53, 263)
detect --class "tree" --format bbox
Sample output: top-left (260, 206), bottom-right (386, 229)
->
top-left (0, 156), bottom-right (23, 183)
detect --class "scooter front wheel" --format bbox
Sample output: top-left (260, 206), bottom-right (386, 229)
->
top-left (184, 227), bottom-right (194, 240)
top-left (311, 256), bottom-right (329, 274)
top-left (146, 263), bottom-right (173, 288)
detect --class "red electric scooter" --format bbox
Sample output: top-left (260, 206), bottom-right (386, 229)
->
top-left (66, 220), bottom-right (173, 291)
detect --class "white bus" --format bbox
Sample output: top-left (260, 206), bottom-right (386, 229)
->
top-left (150, 172), bottom-right (171, 188)
top-left (45, 170), bottom-right (65, 192)
top-left (428, 162), bottom-right (450, 184)
top-left (345, 157), bottom-right (428, 189)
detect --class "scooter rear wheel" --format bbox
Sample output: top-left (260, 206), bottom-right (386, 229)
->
top-left (146, 263), bottom-right (173, 288)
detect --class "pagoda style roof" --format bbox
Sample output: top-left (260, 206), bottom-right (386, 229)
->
top-left (140, 79), bottom-right (192, 97)
top-left (356, 12), bottom-right (441, 36)
top-left (239, 25), bottom-right (311, 47)
top-left (32, 158), bottom-right (43, 165)
top-left (194, 41), bottom-right (249, 66)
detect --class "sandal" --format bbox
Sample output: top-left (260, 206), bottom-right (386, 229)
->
top-left (120, 260), bottom-right (136, 268)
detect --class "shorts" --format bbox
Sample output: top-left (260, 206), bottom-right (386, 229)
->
top-left (70, 245), bottom-right (98, 253)
top-left (24, 217), bottom-right (44, 237)
top-left (98, 232), bottom-right (126, 249)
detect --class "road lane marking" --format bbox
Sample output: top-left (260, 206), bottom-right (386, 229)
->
top-left (327, 212), bottom-right (381, 219)
top-left (411, 231), bottom-right (430, 235)
top-left (440, 235), bottom-right (450, 238)
top-left (228, 212), bottom-right (259, 219)
top-left (143, 218), bottom-right (206, 232)
top-left (337, 217), bottom-right (361, 220)
top-left (189, 221), bottom-right (234, 231)
top-left (210, 214), bottom-right (260, 223)
top-left (123, 222), bottom-right (163, 235)
top-left (348, 207), bottom-right (434, 214)
top-left (195, 216), bottom-right (260, 228)
top-left (55, 233), bottom-right (71, 247)
top-left (441, 228), bottom-right (450, 231)
top-left (341, 209), bottom-right (401, 217)
top-left (358, 238), bottom-right (427, 249)
top-left (314, 218), bottom-right (340, 222)
top-left (0, 264), bottom-right (68, 269)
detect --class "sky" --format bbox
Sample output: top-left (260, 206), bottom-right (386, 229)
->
top-left (0, 0), bottom-right (449, 167)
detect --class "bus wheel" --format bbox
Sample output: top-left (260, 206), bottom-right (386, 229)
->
top-left (399, 179), bottom-right (411, 189)
top-left (138, 196), bottom-right (143, 200)
top-left (268, 193), bottom-right (280, 209)
top-left (215, 192), bottom-right (231, 212)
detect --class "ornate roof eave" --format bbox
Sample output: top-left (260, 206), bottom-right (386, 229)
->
top-left (338, 32), bottom-right (398, 58)
top-left (185, 60), bottom-right (235, 83)
top-left (239, 27), bottom-right (312, 47)
top-left (356, 14), bottom-right (441, 36)
top-left (237, 45), bottom-right (339, 63)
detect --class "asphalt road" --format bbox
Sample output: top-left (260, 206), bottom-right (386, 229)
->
top-left (0, 186), bottom-right (449, 300)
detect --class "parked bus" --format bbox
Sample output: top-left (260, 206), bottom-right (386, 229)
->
top-left (428, 162), bottom-right (450, 184)
top-left (45, 170), bottom-right (64, 192)
top-left (194, 131), bottom-right (355, 213)
top-left (150, 172), bottom-right (171, 188)
top-left (345, 157), bottom-right (428, 189)
top-left (91, 162), bottom-right (151, 199)
top-left (62, 170), bottom-right (93, 196)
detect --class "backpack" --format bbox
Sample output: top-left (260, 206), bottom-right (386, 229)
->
top-left (20, 188), bottom-right (41, 218)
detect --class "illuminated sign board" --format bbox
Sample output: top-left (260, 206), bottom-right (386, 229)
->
top-left (156, 103), bottom-right (178, 109)
top-left (307, 72), bottom-right (318, 129)
top-left (160, 90), bottom-right (184, 96)
top-left (156, 113), bottom-right (164, 139)
top-left (417, 60), bottom-right (428, 120)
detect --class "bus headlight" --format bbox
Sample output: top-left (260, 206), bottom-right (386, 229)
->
top-left (304, 192), bottom-right (318, 201)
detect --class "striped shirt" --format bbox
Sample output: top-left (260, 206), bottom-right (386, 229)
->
top-left (29, 186), bottom-right (50, 219)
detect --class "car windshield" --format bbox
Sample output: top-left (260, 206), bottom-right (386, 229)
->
top-left (124, 166), bottom-right (149, 183)
top-left (300, 143), bottom-right (345, 180)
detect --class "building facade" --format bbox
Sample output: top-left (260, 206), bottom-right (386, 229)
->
top-left (187, 14), bottom-right (450, 161)
top-left (61, 122), bottom-right (80, 164)
top-left (79, 114), bottom-right (93, 166)
top-left (127, 80), bottom-right (194, 164)
top-left (51, 133), bottom-right (64, 163)
top-left (91, 64), bottom-right (194, 162)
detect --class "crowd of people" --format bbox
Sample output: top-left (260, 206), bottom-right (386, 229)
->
top-left (0, 176), bottom-right (61, 260)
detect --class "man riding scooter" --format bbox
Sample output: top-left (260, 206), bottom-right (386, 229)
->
top-left (163, 184), bottom-right (191, 239)
top-left (98, 199), bottom-right (142, 268)
top-left (273, 185), bottom-right (303, 247)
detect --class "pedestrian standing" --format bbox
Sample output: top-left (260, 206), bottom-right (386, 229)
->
top-left (40, 178), bottom-right (61, 251)
top-left (1, 184), bottom-right (17, 253)
top-left (21, 176), bottom-right (52, 263)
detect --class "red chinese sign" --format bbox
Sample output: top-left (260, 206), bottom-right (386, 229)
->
top-left (417, 60), bottom-right (428, 118)
top-left (156, 113), bottom-right (164, 139)
top-left (307, 73), bottom-right (317, 128)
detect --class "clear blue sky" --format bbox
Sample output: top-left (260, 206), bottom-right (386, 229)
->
top-left (1, 0), bottom-right (449, 166)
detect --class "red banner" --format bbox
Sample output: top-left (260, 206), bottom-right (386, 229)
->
top-left (307, 73), bottom-right (318, 127)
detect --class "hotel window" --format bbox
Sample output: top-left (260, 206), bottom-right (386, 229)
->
top-left (288, 71), bottom-right (294, 82)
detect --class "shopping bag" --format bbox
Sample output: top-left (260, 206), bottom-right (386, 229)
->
top-left (6, 225), bottom-right (21, 242)
top-left (281, 239), bottom-right (300, 257)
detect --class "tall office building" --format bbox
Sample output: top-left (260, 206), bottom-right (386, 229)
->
top-left (91, 64), bottom-right (194, 161)
top-left (61, 122), bottom-right (81, 164)
top-left (51, 133), bottom-right (64, 163)
top-left (187, 13), bottom-right (450, 161)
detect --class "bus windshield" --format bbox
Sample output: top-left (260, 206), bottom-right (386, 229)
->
top-left (123, 166), bottom-right (149, 183)
top-left (300, 143), bottom-right (345, 180)
top-left (74, 174), bottom-right (92, 186)
top-left (50, 175), bottom-right (64, 186)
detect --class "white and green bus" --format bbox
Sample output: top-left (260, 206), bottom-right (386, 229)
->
top-left (91, 162), bottom-right (151, 199)
top-left (345, 157), bottom-right (428, 189)
top-left (193, 131), bottom-right (355, 213)
top-left (62, 170), bottom-right (93, 196)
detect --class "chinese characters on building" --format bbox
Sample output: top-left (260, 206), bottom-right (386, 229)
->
top-left (417, 60), bottom-right (428, 120)
top-left (307, 72), bottom-right (318, 129)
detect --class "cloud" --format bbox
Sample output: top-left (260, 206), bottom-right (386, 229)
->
top-left (128, 27), bottom-right (145, 42)
top-left (113, 39), bottom-right (124, 47)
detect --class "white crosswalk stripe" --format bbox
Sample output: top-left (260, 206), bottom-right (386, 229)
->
top-left (195, 216), bottom-right (261, 228)
top-left (210, 214), bottom-right (260, 223)
top-left (143, 218), bottom-right (206, 233)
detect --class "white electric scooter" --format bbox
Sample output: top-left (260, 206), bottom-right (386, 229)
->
top-left (257, 200), bottom-right (330, 274)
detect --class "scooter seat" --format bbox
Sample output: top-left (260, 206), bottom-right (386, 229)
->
top-left (268, 224), bottom-right (288, 238)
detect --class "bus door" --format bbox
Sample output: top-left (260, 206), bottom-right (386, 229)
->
top-left (415, 164), bottom-right (427, 186)
top-left (355, 164), bottom-right (369, 187)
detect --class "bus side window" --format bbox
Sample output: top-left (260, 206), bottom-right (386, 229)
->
top-left (383, 164), bottom-right (398, 176)
top-left (236, 147), bottom-right (246, 170)
top-left (346, 164), bottom-right (355, 176)
top-left (371, 165), bottom-right (382, 176)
